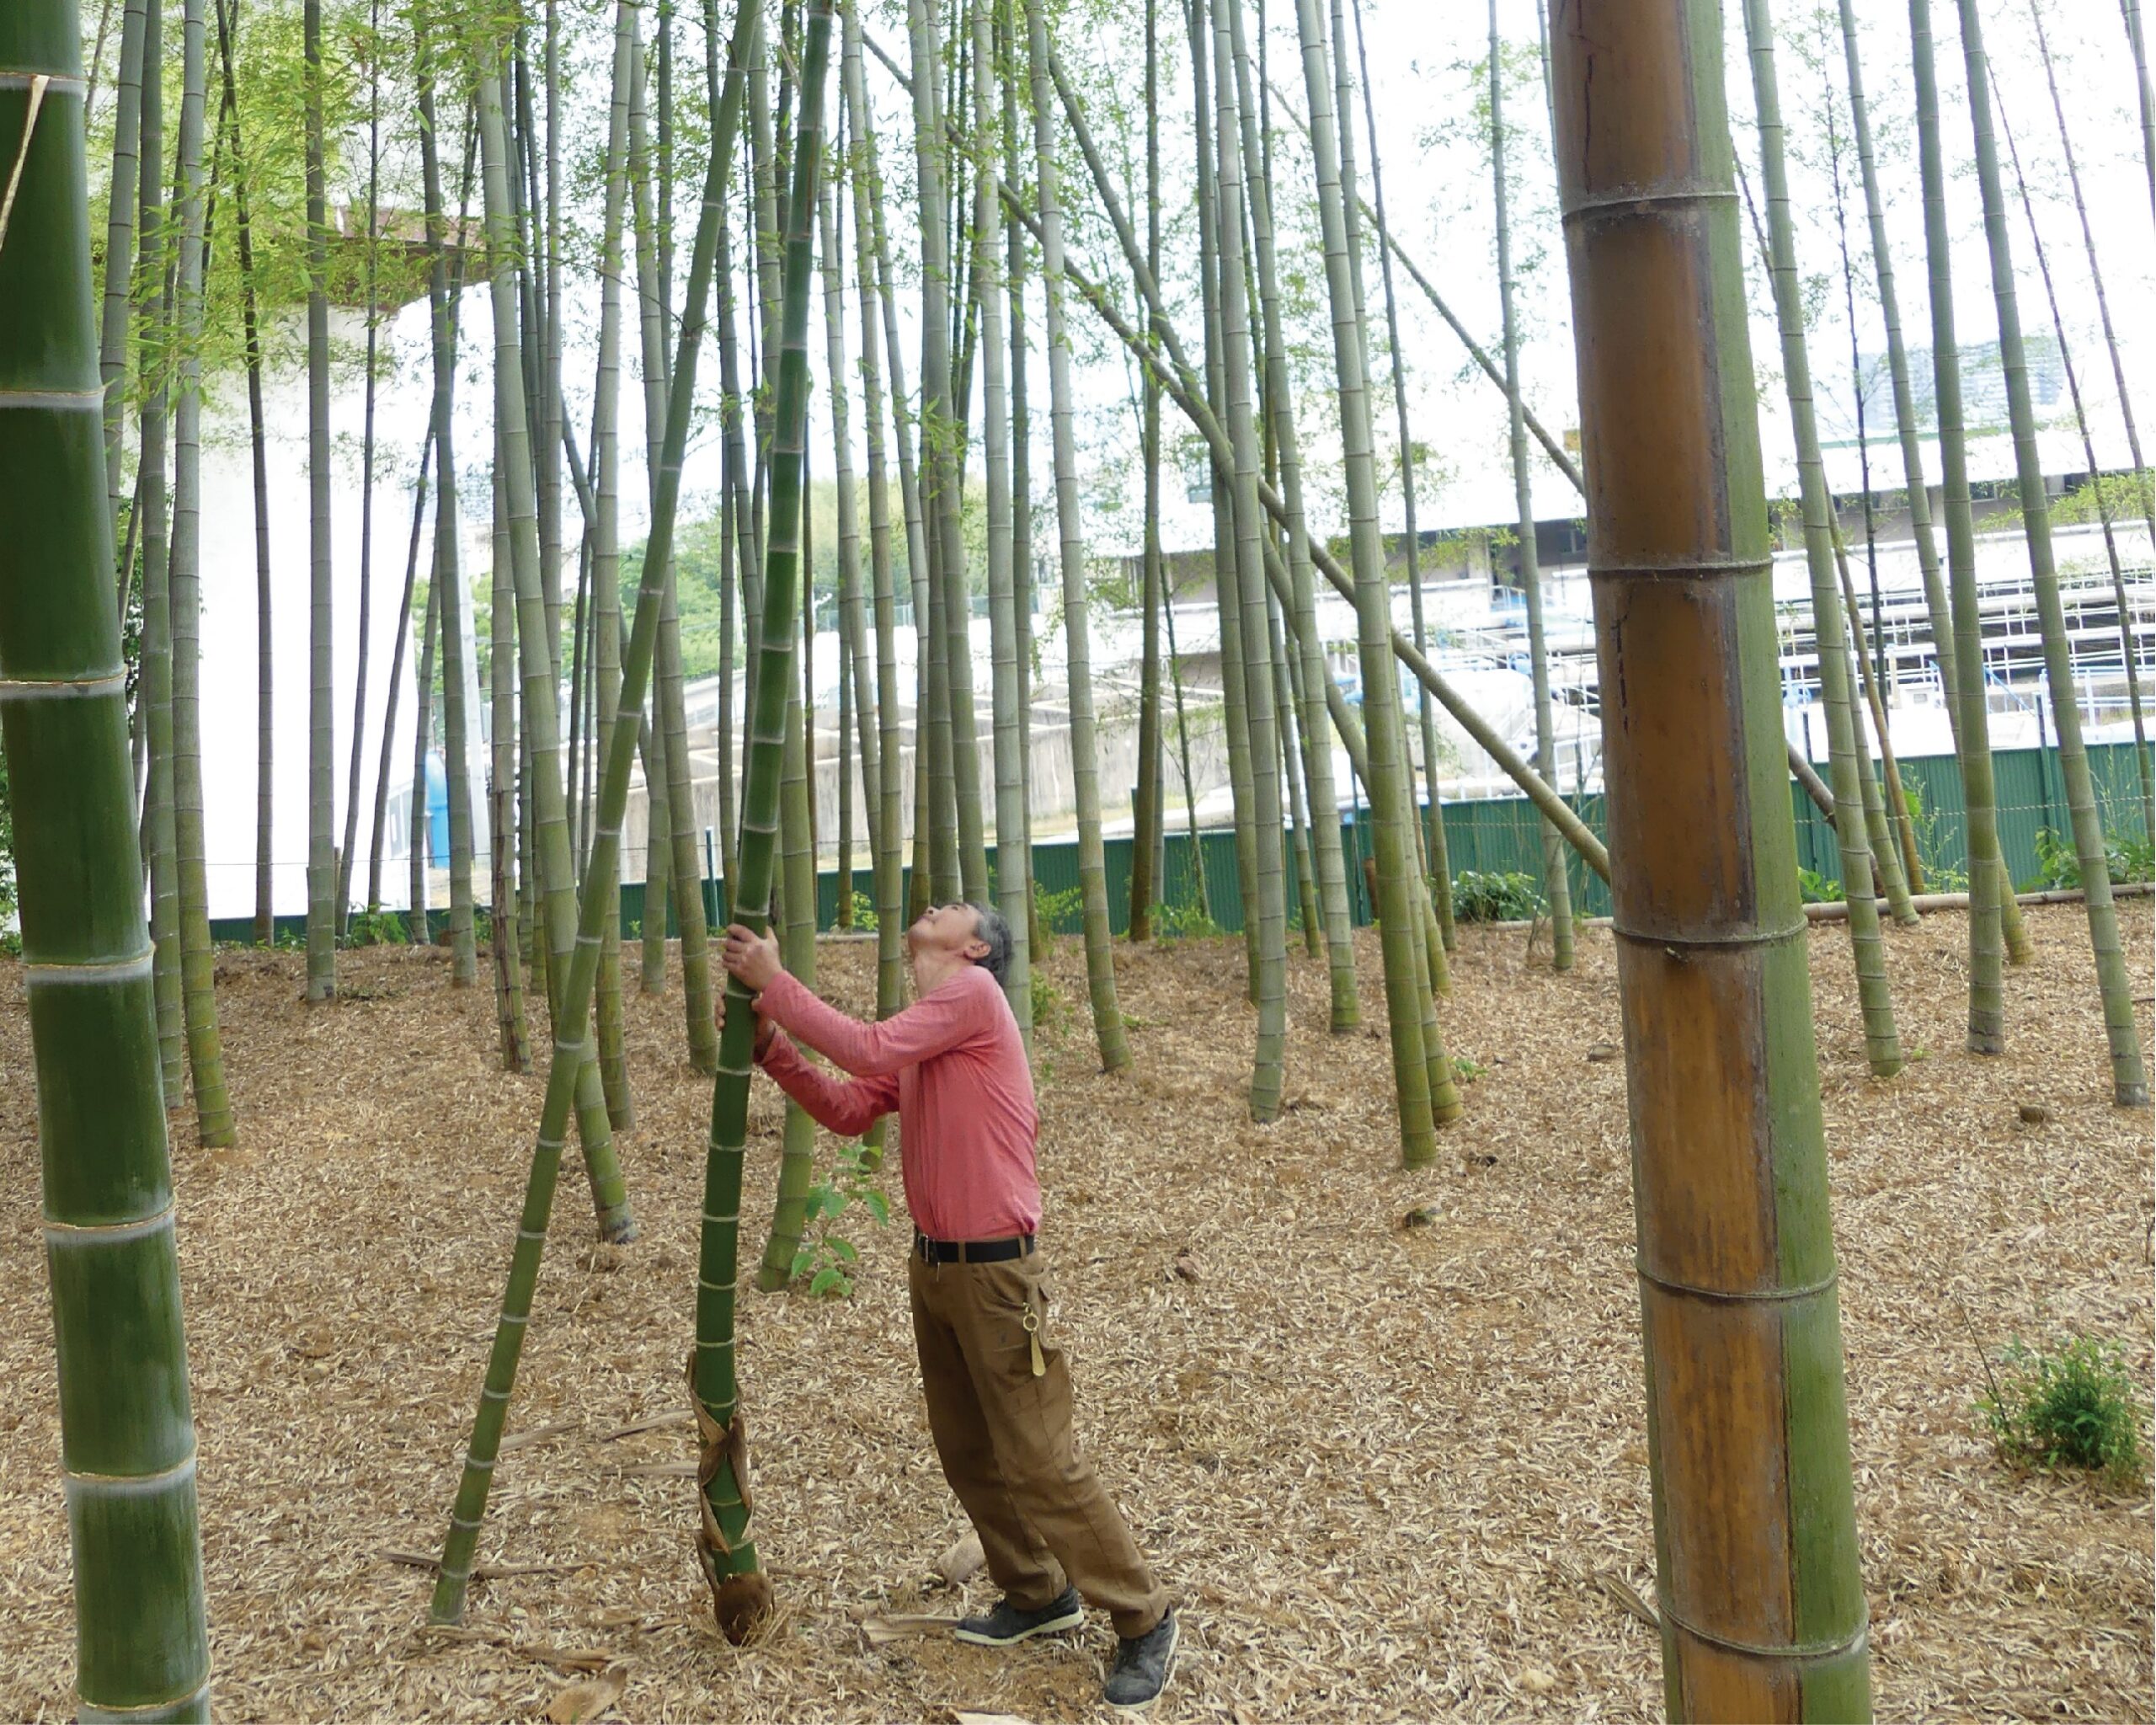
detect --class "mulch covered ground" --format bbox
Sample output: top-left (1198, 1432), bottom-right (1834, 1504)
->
top-left (0, 904), bottom-right (2148, 1722)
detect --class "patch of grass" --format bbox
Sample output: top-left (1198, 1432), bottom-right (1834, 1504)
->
top-left (1152, 900), bottom-right (1223, 940)
top-left (2032, 826), bottom-right (2155, 892)
top-left (1979, 1335), bottom-right (2149, 1492)
top-left (1029, 967), bottom-right (1065, 1038)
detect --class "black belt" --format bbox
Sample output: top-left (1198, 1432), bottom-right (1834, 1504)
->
top-left (914, 1231), bottom-right (1037, 1266)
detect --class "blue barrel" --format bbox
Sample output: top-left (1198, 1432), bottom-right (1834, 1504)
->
top-left (425, 750), bottom-right (450, 862)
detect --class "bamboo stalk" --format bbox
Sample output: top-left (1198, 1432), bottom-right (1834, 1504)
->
top-left (1023, 0), bottom-right (1130, 1074)
top-left (1550, 3), bottom-right (1871, 1711)
top-left (1740, 0), bottom-right (1903, 1076)
top-left (0, 13), bottom-right (214, 1708)
top-left (1956, 0), bottom-right (2149, 1107)
top-left (433, 0), bottom-right (756, 1630)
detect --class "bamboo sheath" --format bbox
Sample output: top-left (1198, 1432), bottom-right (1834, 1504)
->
top-left (1551, 3), bottom-right (1871, 1716)
top-left (0, 10), bottom-right (212, 1712)
top-left (430, 1), bottom-right (757, 1627)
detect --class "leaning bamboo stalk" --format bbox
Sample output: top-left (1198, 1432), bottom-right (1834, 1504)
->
top-left (2025, 3), bottom-right (2154, 843)
top-left (434, 0), bottom-right (755, 1629)
top-left (1956, 0), bottom-right (2148, 1108)
top-left (0, 15), bottom-right (213, 1709)
top-left (1741, 0), bottom-right (1903, 1076)
top-left (1550, 3), bottom-right (1872, 1711)
top-left (98, 0), bottom-right (143, 514)
top-left (988, 150), bottom-right (1612, 888)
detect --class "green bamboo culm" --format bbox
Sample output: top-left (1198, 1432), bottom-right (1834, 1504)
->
top-left (753, 466), bottom-right (820, 1293)
top-left (1291, 0), bottom-right (1436, 1163)
top-left (1908, 0), bottom-right (2014, 1047)
top-left (1489, 0), bottom-right (1572, 971)
top-left (0, 14), bottom-right (212, 1715)
top-left (1024, 0), bottom-right (1132, 1074)
top-left (700, 0), bottom-right (830, 1642)
top-left (167, 0), bottom-right (234, 1147)
top-left (1206, 0), bottom-right (1289, 1119)
top-left (477, 61), bottom-right (635, 1239)
top-left (303, 0), bottom-right (336, 1001)
top-left (1954, 0), bottom-right (2149, 1108)
top-left (431, 0), bottom-right (755, 1629)
top-left (1742, 0), bottom-right (1903, 1077)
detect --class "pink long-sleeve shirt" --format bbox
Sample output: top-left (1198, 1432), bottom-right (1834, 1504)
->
top-left (754, 963), bottom-right (1041, 1242)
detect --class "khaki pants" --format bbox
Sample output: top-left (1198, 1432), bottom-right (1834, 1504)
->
top-left (908, 1247), bottom-right (1168, 1639)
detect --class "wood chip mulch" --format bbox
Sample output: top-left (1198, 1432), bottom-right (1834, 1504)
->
top-left (0, 903), bottom-right (2148, 1722)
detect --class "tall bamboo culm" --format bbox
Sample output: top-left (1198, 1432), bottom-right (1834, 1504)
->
top-left (701, 0), bottom-right (826, 1639)
top-left (1908, 0), bottom-right (2013, 1047)
top-left (413, 40), bottom-right (478, 983)
top-left (433, 0), bottom-right (756, 1633)
top-left (1490, 0), bottom-right (1572, 970)
top-left (166, 0), bottom-right (233, 1145)
top-left (477, 63), bottom-right (636, 1236)
top-left (1742, 0), bottom-right (1902, 1077)
top-left (1292, 0), bottom-right (1437, 1164)
top-left (1550, 2), bottom-right (1872, 1713)
top-left (302, 0), bottom-right (335, 1000)
top-left (1955, 0), bottom-right (2148, 1108)
top-left (0, 12), bottom-right (213, 1710)
top-left (1024, 0), bottom-right (1131, 1074)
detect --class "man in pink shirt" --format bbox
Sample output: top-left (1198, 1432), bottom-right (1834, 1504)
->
top-left (718, 903), bottom-right (1177, 1712)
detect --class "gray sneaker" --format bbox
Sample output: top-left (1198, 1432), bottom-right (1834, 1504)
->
top-left (953, 1586), bottom-right (1085, 1647)
top-left (1103, 1609), bottom-right (1179, 1712)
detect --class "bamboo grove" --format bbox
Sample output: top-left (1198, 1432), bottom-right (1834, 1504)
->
top-left (3, 0), bottom-right (2152, 1711)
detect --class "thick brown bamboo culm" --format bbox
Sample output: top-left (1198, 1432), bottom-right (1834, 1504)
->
top-left (1550, 2), bottom-right (1872, 1718)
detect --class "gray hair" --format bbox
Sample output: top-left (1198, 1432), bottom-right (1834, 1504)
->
top-left (967, 902), bottom-right (1013, 985)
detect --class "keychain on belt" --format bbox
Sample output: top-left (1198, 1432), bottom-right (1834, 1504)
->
top-left (1021, 1306), bottom-right (1046, 1377)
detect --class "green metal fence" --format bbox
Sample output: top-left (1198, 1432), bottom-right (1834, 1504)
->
top-left (212, 740), bottom-right (2150, 944)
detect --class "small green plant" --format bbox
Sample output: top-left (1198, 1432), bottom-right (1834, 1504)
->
top-left (1451, 1055), bottom-right (1486, 1085)
top-left (845, 890), bottom-right (878, 932)
top-left (1030, 966), bottom-right (1065, 1035)
top-left (1979, 1335), bottom-right (2149, 1491)
top-left (1152, 900), bottom-right (1222, 940)
top-left (1450, 869), bottom-right (1543, 923)
top-left (1901, 783), bottom-right (1969, 895)
top-left (1796, 865), bottom-right (1845, 904)
top-left (2032, 825), bottom-right (2153, 891)
top-left (1033, 882), bottom-right (1084, 932)
top-left (342, 908), bottom-right (407, 948)
top-left (788, 1142), bottom-right (893, 1300)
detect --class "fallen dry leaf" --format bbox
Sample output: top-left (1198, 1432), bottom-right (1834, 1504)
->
top-left (544, 1664), bottom-right (626, 1725)
top-left (934, 1531), bottom-right (985, 1587)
